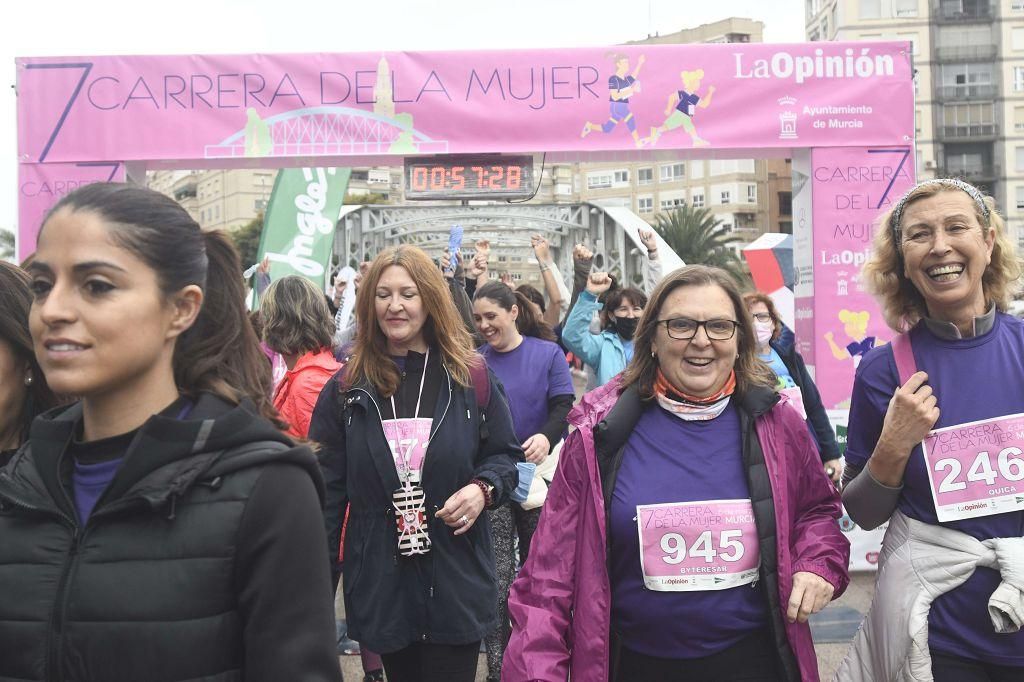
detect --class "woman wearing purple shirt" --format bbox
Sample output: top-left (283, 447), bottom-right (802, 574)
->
top-left (504, 265), bottom-right (849, 682)
top-left (472, 281), bottom-right (575, 682)
top-left (839, 179), bottom-right (1024, 681)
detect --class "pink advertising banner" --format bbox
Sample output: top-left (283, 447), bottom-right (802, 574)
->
top-left (806, 146), bottom-right (915, 409)
top-left (17, 43), bottom-right (913, 165)
top-left (17, 162), bottom-right (125, 260)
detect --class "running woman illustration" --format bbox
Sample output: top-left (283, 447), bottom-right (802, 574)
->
top-left (646, 69), bottom-right (715, 147)
top-left (581, 53), bottom-right (646, 148)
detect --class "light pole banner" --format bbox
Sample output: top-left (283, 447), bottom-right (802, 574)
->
top-left (17, 43), bottom-right (913, 165)
top-left (808, 146), bottom-right (915, 409)
top-left (256, 167), bottom-right (351, 290)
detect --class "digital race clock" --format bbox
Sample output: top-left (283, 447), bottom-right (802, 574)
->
top-left (404, 155), bottom-right (535, 200)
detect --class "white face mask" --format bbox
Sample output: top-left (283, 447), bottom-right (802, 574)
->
top-left (754, 320), bottom-right (775, 346)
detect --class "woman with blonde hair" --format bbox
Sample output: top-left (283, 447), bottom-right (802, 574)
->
top-left (310, 245), bottom-right (522, 682)
top-left (505, 264), bottom-right (848, 682)
top-left (260, 275), bottom-right (341, 438)
top-left (838, 178), bottom-right (1024, 681)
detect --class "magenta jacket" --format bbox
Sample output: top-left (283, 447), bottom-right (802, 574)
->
top-left (504, 378), bottom-right (849, 682)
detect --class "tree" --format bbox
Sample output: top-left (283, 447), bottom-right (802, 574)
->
top-left (650, 205), bottom-right (746, 282)
top-left (0, 229), bottom-right (14, 262)
top-left (231, 214), bottom-right (264, 268)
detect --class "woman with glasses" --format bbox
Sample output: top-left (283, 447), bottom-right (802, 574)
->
top-left (504, 265), bottom-right (849, 682)
top-left (744, 292), bottom-right (842, 484)
top-left (837, 180), bottom-right (1024, 681)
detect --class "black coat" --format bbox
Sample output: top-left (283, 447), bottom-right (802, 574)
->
top-left (309, 351), bottom-right (523, 653)
top-left (0, 394), bottom-right (341, 682)
top-left (771, 338), bottom-right (841, 462)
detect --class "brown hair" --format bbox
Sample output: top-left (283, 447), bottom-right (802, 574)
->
top-left (863, 182), bottom-right (1022, 331)
top-left (474, 281), bottom-right (556, 342)
top-left (621, 265), bottom-right (776, 400)
top-left (601, 287), bottom-right (648, 330)
top-left (260, 275), bottom-right (334, 356)
top-left (742, 291), bottom-right (782, 342)
top-left (344, 245), bottom-right (478, 397)
top-left (41, 183), bottom-right (284, 429)
top-left (0, 262), bottom-right (61, 446)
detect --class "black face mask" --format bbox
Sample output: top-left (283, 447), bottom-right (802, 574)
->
top-left (613, 316), bottom-right (639, 340)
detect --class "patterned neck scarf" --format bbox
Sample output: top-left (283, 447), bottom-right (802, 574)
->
top-left (654, 368), bottom-right (737, 421)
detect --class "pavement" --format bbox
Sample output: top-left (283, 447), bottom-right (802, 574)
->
top-left (336, 572), bottom-right (876, 681)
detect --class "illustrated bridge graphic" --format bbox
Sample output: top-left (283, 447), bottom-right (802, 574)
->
top-left (204, 105), bottom-right (450, 159)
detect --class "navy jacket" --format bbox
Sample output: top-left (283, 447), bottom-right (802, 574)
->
top-left (309, 350), bottom-right (523, 653)
top-left (771, 336), bottom-right (841, 462)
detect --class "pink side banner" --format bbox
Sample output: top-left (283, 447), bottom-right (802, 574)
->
top-left (17, 43), bottom-right (913, 164)
top-left (17, 162), bottom-right (125, 261)
top-left (810, 146), bottom-right (915, 409)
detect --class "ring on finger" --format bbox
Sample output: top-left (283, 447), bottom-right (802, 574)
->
top-left (459, 514), bottom-right (470, 527)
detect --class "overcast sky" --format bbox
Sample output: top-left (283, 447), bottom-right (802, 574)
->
top-left (1, 0), bottom-right (806, 237)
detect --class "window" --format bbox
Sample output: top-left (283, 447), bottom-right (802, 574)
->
top-left (1016, 147), bottom-right (1024, 172)
top-left (692, 192), bottom-right (705, 208)
top-left (859, 0), bottom-right (881, 19)
top-left (1014, 27), bottom-right (1024, 51)
top-left (214, 205), bottom-right (220, 220)
top-left (893, 0), bottom-right (917, 16)
top-left (746, 185), bottom-right (757, 203)
top-left (1016, 187), bottom-right (1024, 210)
top-left (255, 199), bottom-right (267, 211)
top-left (660, 197), bottom-right (686, 210)
top-left (638, 167), bottom-right (653, 185)
top-left (1015, 67), bottom-right (1024, 92)
top-left (1014, 0), bottom-right (1024, 10)
top-left (614, 170), bottom-right (629, 184)
top-left (720, 190), bottom-right (732, 204)
top-left (660, 163), bottom-right (685, 182)
top-left (587, 172), bottom-right (612, 189)
top-left (638, 196), bottom-right (653, 213)
top-left (1016, 106), bottom-right (1024, 132)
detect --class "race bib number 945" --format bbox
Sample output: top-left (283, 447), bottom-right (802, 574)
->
top-left (636, 499), bottom-right (760, 592)
top-left (922, 413), bottom-right (1024, 522)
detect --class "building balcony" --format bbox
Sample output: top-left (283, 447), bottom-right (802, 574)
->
top-left (936, 3), bottom-right (992, 22)
top-left (173, 183), bottom-right (198, 201)
top-left (934, 45), bottom-right (997, 62)
top-left (939, 123), bottom-right (998, 139)
top-left (934, 84), bottom-right (998, 101)
top-left (936, 164), bottom-right (999, 181)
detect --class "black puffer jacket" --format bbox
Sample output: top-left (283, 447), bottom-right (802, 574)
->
top-left (0, 394), bottom-right (342, 682)
top-left (309, 349), bottom-right (523, 653)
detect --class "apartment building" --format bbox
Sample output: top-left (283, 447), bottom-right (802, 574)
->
top-left (806, 0), bottom-right (1024, 246)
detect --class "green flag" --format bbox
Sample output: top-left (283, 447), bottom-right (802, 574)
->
top-left (256, 167), bottom-right (351, 292)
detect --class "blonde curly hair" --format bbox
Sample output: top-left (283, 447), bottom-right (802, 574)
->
top-left (862, 180), bottom-right (1022, 332)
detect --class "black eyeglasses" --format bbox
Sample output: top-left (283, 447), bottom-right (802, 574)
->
top-left (658, 318), bottom-right (739, 340)
top-left (751, 312), bottom-right (772, 324)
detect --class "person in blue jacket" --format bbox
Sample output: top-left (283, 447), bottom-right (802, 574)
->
top-left (561, 270), bottom-right (647, 387)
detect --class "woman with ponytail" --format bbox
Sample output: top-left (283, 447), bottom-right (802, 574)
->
top-left (472, 281), bottom-right (575, 682)
top-left (0, 183), bottom-right (341, 681)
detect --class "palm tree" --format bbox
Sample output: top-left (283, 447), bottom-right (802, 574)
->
top-left (0, 229), bottom-right (14, 262)
top-left (650, 205), bottom-right (746, 281)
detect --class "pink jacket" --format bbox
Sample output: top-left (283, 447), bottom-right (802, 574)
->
top-left (504, 379), bottom-right (849, 682)
top-left (273, 349), bottom-right (342, 438)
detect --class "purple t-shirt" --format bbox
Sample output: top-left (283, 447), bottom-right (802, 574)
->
top-left (846, 313), bottom-right (1024, 665)
top-left (479, 336), bottom-right (574, 444)
top-left (609, 403), bottom-right (768, 658)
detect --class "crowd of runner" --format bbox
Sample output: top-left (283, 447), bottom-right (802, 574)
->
top-left (0, 177), bottom-right (1021, 682)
